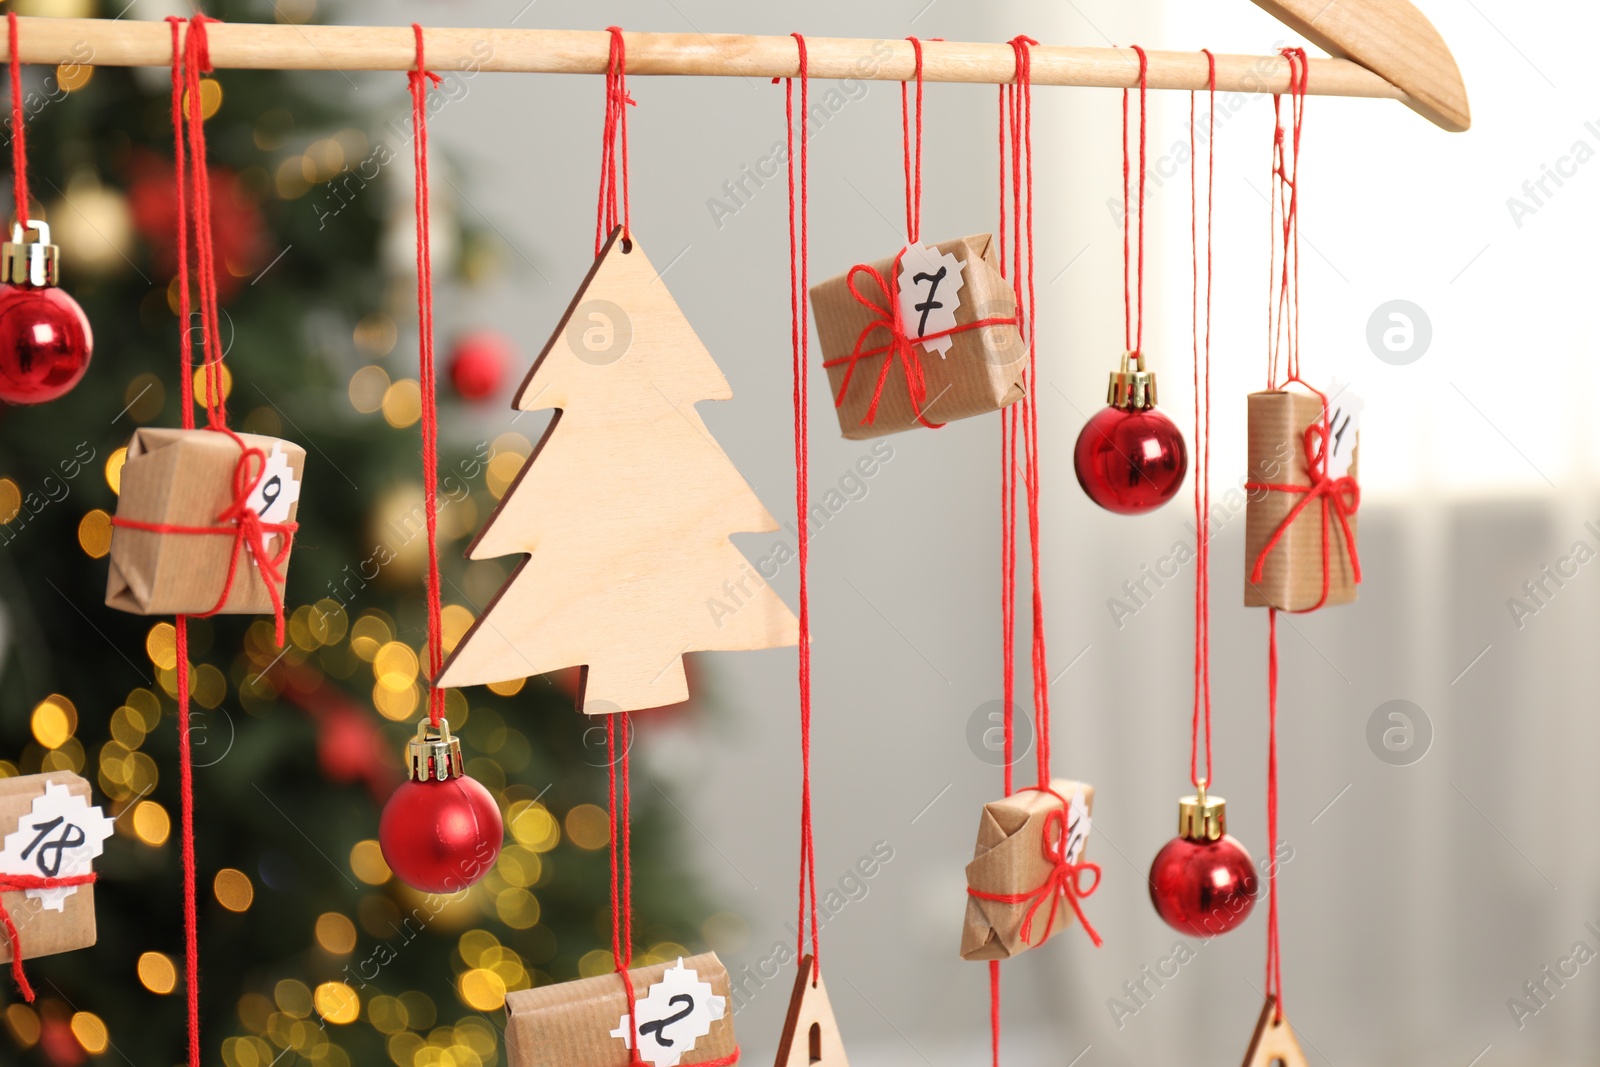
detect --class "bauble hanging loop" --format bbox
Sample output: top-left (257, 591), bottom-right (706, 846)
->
top-left (1147, 788), bottom-right (1258, 936)
top-left (1073, 351), bottom-right (1187, 515)
top-left (0, 218), bottom-right (93, 405)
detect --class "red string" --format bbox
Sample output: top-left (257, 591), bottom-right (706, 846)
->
top-left (0, 876), bottom-right (98, 1004)
top-left (7, 12), bottom-right (30, 230)
top-left (900, 37), bottom-right (923, 244)
top-left (1190, 51), bottom-right (1216, 791)
top-left (1268, 49), bottom-right (1307, 390)
top-left (596, 27), bottom-right (632, 254)
top-left (1122, 46), bottom-right (1149, 356)
top-left (784, 33), bottom-right (820, 975)
top-left (407, 25), bottom-right (448, 727)
top-left (1265, 609), bottom-right (1282, 1013)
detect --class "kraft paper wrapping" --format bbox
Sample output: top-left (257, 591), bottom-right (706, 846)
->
top-left (0, 773), bottom-right (96, 965)
top-left (1244, 390), bottom-right (1359, 610)
top-left (961, 779), bottom-right (1094, 961)
top-left (810, 234), bottom-right (1026, 439)
top-left (505, 953), bottom-right (736, 1067)
top-left (106, 428), bottom-right (305, 617)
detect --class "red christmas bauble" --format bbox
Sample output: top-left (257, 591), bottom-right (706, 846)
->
top-left (379, 774), bottom-right (503, 893)
top-left (448, 331), bottom-right (514, 401)
top-left (1073, 404), bottom-right (1187, 514)
top-left (1148, 833), bottom-right (1258, 936)
top-left (0, 283), bottom-right (92, 405)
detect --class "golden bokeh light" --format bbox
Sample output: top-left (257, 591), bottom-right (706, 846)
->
top-left (69, 1012), bottom-right (108, 1054)
top-left (353, 311), bottom-right (398, 357)
top-left (348, 364), bottom-right (390, 414)
top-left (3, 1002), bottom-right (39, 1047)
top-left (507, 801), bottom-right (560, 853)
top-left (485, 450), bottom-right (525, 499)
top-left (457, 968), bottom-right (507, 1012)
top-left (313, 981), bottom-right (359, 1024)
top-left (350, 611), bottom-right (394, 661)
top-left (214, 868), bottom-right (254, 912)
top-left (349, 839), bottom-right (391, 885)
top-left (192, 362), bottom-right (234, 407)
top-left (104, 447), bottom-right (127, 494)
top-left (565, 804), bottom-right (611, 851)
top-left (77, 508), bottom-right (113, 558)
top-left (381, 378), bottom-right (423, 429)
top-left (0, 478), bottom-right (20, 524)
top-left (487, 676), bottom-right (526, 697)
top-left (145, 622), bottom-right (178, 670)
top-left (274, 978), bottom-right (313, 1018)
top-left (132, 800), bottom-right (171, 846)
top-left (137, 951), bottom-right (177, 994)
top-left (57, 61), bottom-right (93, 92)
top-left (30, 695), bottom-right (76, 749)
top-left (314, 912), bottom-right (357, 954)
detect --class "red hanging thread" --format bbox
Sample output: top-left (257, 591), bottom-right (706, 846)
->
top-left (7, 12), bottom-right (31, 229)
top-left (901, 36), bottom-right (924, 244)
top-left (596, 26), bottom-right (632, 253)
top-left (1190, 51), bottom-right (1216, 791)
top-left (407, 25), bottom-right (448, 727)
top-left (1123, 45), bottom-right (1149, 357)
top-left (1262, 46), bottom-right (1309, 1023)
top-left (0, 872), bottom-right (96, 1001)
top-left (784, 32), bottom-right (821, 975)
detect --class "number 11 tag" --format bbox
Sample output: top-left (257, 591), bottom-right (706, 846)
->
top-left (897, 244), bottom-right (967, 358)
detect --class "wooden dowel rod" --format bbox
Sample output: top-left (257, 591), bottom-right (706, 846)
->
top-left (8, 17), bottom-right (1408, 103)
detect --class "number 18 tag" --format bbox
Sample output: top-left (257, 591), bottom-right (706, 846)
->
top-left (0, 781), bottom-right (114, 911)
top-left (896, 243), bottom-right (968, 358)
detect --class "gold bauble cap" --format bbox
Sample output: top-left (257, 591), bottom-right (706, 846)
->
top-left (1178, 792), bottom-right (1226, 842)
top-left (1107, 350), bottom-right (1157, 410)
top-left (405, 718), bottom-right (463, 782)
top-left (1, 220), bottom-right (60, 288)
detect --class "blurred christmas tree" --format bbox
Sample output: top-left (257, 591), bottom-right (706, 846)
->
top-left (0, 2), bottom-right (710, 1064)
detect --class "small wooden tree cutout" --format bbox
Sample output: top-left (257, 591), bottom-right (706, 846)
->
top-left (436, 228), bottom-right (799, 714)
top-left (774, 957), bottom-right (848, 1067)
top-left (1240, 997), bottom-right (1309, 1067)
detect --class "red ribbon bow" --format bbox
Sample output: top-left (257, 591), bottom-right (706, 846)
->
top-left (967, 801), bottom-right (1103, 949)
top-left (821, 249), bottom-right (1016, 428)
top-left (0, 871), bottom-right (96, 1001)
top-left (113, 428), bottom-right (298, 645)
top-left (1244, 417), bottom-right (1362, 612)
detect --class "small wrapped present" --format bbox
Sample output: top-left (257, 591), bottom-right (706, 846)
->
top-left (505, 953), bottom-right (736, 1067)
top-left (1243, 389), bottom-right (1361, 611)
top-left (962, 779), bottom-right (1098, 961)
top-left (810, 234), bottom-right (1026, 439)
top-left (0, 772), bottom-right (114, 1000)
top-left (106, 427), bottom-right (304, 625)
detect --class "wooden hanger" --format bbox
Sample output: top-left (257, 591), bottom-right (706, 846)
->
top-left (1253, 0), bottom-right (1470, 130)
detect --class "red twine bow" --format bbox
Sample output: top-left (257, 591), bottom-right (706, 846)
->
top-left (112, 429), bottom-right (298, 645)
top-left (967, 803), bottom-right (1103, 949)
top-left (1244, 415), bottom-right (1361, 612)
top-left (821, 250), bottom-right (1016, 428)
top-left (0, 872), bottom-right (96, 1001)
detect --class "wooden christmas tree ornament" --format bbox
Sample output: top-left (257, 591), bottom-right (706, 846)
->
top-left (435, 227), bottom-right (799, 713)
top-left (773, 956), bottom-right (848, 1067)
top-left (1240, 997), bottom-right (1310, 1067)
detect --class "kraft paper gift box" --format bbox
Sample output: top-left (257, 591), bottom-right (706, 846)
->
top-left (505, 953), bottom-right (736, 1067)
top-left (106, 427), bottom-right (305, 617)
top-left (962, 779), bottom-right (1095, 961)
top-left (1243, 390), bottom-right (1360, 611)
top-left (810, 234), bottom-right (1026, 440)
top-left (0, 772), bottom-right (100, 967)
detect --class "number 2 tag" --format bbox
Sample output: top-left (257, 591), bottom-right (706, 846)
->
top-left (0, 781), bottom-right (114, 911)
top-left (611, 959), bottom-right (727, 1067)
top-left (896, 244), bottom-right (968, 358)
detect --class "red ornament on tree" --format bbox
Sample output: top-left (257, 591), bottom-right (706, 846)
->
top-left (0, 221), bottom-right (93, 406)
top-left (1074, 351), bottom-right (1186, 514)
top-left (447, 330), bottom-right (513, 402)
top-left (1148, 792), bottom-right (1258, 936)
top-left (379, 719), bottom-right (503, 893)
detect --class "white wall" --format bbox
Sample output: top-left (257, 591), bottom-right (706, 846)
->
top-left (344, 1), bottom-right (1600, 1064)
